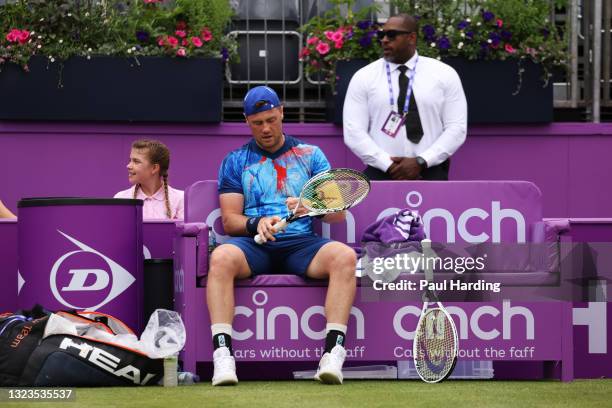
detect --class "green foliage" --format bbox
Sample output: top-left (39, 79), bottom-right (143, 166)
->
top-left (0, 0), bottom-right (237, 71)
top-left (390, 0), bottom-right (568, 82)
top-left (300, 0), bottom-right (382, 91)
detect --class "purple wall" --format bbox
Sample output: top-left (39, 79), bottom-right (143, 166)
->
top-left (1, 122), bottom-right (611, 218)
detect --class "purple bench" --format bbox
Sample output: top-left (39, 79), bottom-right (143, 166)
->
top-left (173, 180), bottom-right (575, 381)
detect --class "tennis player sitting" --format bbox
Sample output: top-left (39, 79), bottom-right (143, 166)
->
top-left (208, 86), bottom-right (357, 386)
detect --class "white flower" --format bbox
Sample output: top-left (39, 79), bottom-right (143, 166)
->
top-left (39, 18), bottom-right (44, 22)
top-left (458, 42), bottom-right (464, 49)
top-left (430, 42), bottom-right (436, 47)
top-left (436, 56), bottom-right (441, 60)
top-left (487, 39), bottom-right (492, 44)
top-left (67, 13), bottom-right (72, 17)
top-left (438, 17), bottom-right (443, 23)
top-left (30, 31), bottom-right (35, 35)
top-left (131, 47), bottom-right (136, 51)
top-left (460, 32), bottom-right (465, 38)
top-left (37, 44), bottom-right (42, 49)
top-left (38, 36), bottom-right (42, 39)
top-left (50, 57), bottom-right (55, 62)
top-left (466, 18), bottom-right (471, 23)
top-left (88, 48), bottom-right (92, 52)
top-left (127, 48), bottom-right (132, 53)
top-left (415, 4), bottom-right (419, 9)
top-left (476, 22), bottom-right (482, 26)
top-left (59, 39), bottom-right (63, 44)
top-left (85, 12), bottom-right (90, 17)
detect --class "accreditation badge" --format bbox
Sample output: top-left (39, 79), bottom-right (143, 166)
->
top-left (381, 111), bottom-right (406, 138)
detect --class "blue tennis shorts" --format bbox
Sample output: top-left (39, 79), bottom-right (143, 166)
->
top-left (225, 234), bottom-right (333, 276)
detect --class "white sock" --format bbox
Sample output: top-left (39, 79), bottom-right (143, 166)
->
top-left (211, 323), bottom-right (233, 337)
top-left (326, 323), bottom-right (347, 335)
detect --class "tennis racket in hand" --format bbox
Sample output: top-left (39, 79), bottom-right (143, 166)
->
top-left (413, 239), bottom-right (459, 383)
top-left (254, 168), bottom-right (370, 244)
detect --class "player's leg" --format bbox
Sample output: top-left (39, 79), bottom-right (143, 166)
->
top-left (289, 239), bottom-right (357, 384)
top-left (206, 238), bottom-right (266, 386)
top-left (305, 241), bottom-right (357, 327)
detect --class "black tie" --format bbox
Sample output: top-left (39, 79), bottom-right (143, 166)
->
top-left (397, 65), bottom-right (423, 144)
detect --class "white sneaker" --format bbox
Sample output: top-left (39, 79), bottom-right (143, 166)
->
top-left (314, 345), bottom-right (346, 384)
top-left (212, 347), bottom-right (238, 386)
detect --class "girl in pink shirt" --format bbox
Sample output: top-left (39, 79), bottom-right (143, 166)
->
top-left (114, 139), bottom-right (184, 220)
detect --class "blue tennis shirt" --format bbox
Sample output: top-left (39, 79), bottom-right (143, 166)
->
top-left (218, 135), bottom-right (331, 236)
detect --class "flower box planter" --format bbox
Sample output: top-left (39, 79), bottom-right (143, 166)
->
top-left (444, 57), bottom-right (553, 124)
top-left (0, 56), bottom-right (223, 123)
top-left (333, 57), bottom-right (553, 125)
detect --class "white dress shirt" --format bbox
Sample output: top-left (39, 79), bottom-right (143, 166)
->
top-left (343, 51), bottom-right (467, 171)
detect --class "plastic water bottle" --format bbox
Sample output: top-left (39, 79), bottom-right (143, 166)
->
top-left (178, 371), bottom-right (200, 385)
top-left (163, 355), bottom-right (178, 387)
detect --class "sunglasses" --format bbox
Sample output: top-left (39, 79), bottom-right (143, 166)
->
top-left (377, 29), bottom-right (414, 40)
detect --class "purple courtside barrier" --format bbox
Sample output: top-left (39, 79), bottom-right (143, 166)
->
top-left (17, 198), bottom-right (144, 332)
top-left (174, 180), bottom-right (578, 381)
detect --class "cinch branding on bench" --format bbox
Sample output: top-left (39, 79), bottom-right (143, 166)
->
top-left (206, 191), bottom-right (527, 244)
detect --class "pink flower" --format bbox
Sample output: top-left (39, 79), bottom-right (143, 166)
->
top-left (310, 60), bottom-right (319, 67)
top-left (175, 30), bottom-right (186, 38)
top-left (299, 47), bottom-right (310, 59)
top-left (331, 31), bottom-right (343, 42)
top-left (143, 0), bottom-right (159, 4)
top-left (17, 30), bottom-right (30, 44)
top-left (201, 28), bottom-right (213, 42)
top-left (505, 44), bottom-right (516, 53)
top-left (6, 28), bottom-right (20, 43)
top-left (191, 36), bottom-right (203, 47)
top-left (334, 40), bottom-right (343, 49)
top-left (167, 36), bottom-right (179, 48)
top-left (316, 41), bottom-right (330, 55)
top-left (177, 47), bottom-right (187, 57)
top-left (324, 31), bottom-right (335, 41)
top-left (157, 36), bottom-right (165, 46)
top-left (496, 19), bottom-right (503, 28)
top-left (307, 36), bottom-right (319, 45)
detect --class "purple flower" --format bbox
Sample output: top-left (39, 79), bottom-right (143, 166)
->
top-left (465, 31), bottom-right (474, 39)
top-left (479, 41), bottom-right (489, 57)
top-left (220, 47), bottom-right (229, 61)
top-left (356, 20), bottom-right (371, 30)
top-left (489, 32), bottom-right (501, 47)
top-left (482, 10), bottom-right (495, 22)
top-left (541, 28), bottom-right (550, 38)
top-left (359, 35), bottom-right (373, 47)
top-left (136, 31), bottom-right (150, 42)
top-left (422, 24), bottom-right (436, 40)
top-left (437, 36), bottom-right (451, 50)
top-left (501, 30), bottom-right (512, 41)
top-left (457, 20), bottom-right (469, 30)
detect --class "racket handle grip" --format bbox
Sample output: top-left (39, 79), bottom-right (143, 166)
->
top-left (254, 218), bottom-right (288, 244)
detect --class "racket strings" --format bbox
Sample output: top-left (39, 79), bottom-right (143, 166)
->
top-left (301, 170), bottom-right (370, 211)
top-left (414, 309), bottom-right (457, 382)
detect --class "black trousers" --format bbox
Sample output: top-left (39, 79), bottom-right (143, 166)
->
top-left (364, 159), bottom-right (450, 181)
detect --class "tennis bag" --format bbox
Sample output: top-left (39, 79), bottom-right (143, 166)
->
top-left (0, 306), bottom-right (163, 387)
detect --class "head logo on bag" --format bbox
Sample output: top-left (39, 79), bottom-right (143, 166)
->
top-left (50, 231), bottom-right (135, 310)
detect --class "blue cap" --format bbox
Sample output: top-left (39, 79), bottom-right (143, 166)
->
top-left (243, 86), bottom-right (281, 116)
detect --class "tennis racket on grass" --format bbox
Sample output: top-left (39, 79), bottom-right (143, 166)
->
top-left (254, 168), bottom-right (370, 244)
top-left (413, 239), bottom-right (459, 383)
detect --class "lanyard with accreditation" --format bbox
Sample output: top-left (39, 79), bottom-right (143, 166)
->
top-left (381, 57), bottom-right (418, 138)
